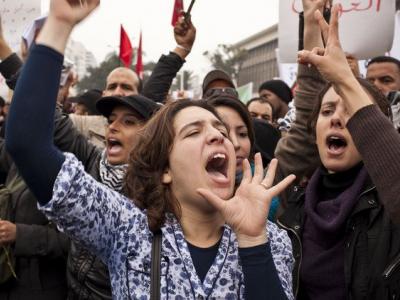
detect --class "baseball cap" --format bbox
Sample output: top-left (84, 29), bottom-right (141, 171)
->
top-left (69, 89), bottom-right (102, 115)
top-left (96, 95), bottom-right (161, 121)
top-left (202, 70), bottom-right (236, 94)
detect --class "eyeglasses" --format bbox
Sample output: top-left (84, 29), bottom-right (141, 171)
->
top-left (203, 87), bottom-right (239, 99)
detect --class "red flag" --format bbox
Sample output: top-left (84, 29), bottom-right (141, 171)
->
top-left (136, 31), bottom-right (143, 80)
top-left (119, 25), bottom-right (133, 68)
top-left (171, 0), bottom-right (184, 27)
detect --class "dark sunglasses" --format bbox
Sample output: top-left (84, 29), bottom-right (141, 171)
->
top-left (204, 87), bottom-right (239, 99)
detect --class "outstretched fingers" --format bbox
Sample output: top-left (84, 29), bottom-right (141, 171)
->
top-left (314, 10), bottom-right (329, 44)
top-left (260, 158), bottom-right (278, 189)
top-left (252, 153), bottom-right (264, 184)
top-left (328, 4), bottom-right (341, 46)
top-left (241, 158), bottom-right (252, 185)
top-left (267, 174), bottom-right (296, 198)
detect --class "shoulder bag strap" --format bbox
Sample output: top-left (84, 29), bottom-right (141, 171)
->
top-left (150, 230), bottom-right (162, 300)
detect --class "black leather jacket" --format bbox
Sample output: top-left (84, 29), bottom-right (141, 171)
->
top-left (277, 181), bottom-right (400, 300)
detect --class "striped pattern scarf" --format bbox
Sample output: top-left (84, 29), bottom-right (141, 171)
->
top-left (99, 150), bottom-right (128, 192)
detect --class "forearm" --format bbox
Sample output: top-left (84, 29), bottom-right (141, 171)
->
top-left (275, 65), bottom-right (322, 182)
top-left (142, 52), bottom-right (184, 103)
top-left (239, 243), bottom-right (287, 300)
top-left (335, 76), bottom-right (373, 115)
top-left (35, 16), bottom-right (72, 55)
top-left (5, 45), bottom-right (65, 204)
top-left (347, 105), bottom-right (400, 221)
top-left (303, 15), bottom-right (323, 51)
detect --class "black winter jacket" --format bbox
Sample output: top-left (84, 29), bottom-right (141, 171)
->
top-left (277, 181), bottom-right (400, 300)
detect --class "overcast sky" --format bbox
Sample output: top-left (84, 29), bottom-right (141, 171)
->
top-left (41, 0), bottom-right (279, 78)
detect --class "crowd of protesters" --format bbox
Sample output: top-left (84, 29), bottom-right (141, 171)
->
top-left (0, 0), bottom-right (400, 299)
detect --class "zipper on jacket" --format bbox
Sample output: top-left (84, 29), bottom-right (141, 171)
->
top-left (277, 219), bottom-right (302, 298)
top-left (358, 186), bottom-right (376, 199)
top-left (383, 254), bottom-right (400, 280)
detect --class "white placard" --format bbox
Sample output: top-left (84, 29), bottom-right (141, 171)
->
top-left (1, 1), bottom-right (42, 51)
top-left (389, 11), bottom-right (400, 60)
top-left (279, 0), bottom-right (396, 63)
top-left (0, 1), bottom-right (41, 99)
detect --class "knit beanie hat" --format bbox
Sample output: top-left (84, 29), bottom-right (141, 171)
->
top-left (258, 80), bottom-right (293, 104)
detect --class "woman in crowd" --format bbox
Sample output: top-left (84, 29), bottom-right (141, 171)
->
top-left (208, 95), bottom-right (282, 222)
top-left (207, 95), bottom-right (254, 180)
top-left (275, 1), bottom-right (400, 299)
top-left (5, 0), bottom-right (296, 299)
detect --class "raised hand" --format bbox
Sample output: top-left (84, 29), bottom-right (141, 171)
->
top-left (173, 16), bottom-right (196, 59)
top-left (197, 154), bottom-right (295, 247)
top-left (48, 0), bottom-right (100, 27)
top-left (297, 4), bottom-right (354, 84)
top-left (37, 0), bottom-right (100, 54)
top-left (302, 0), bottom-right (332, 51)
top-left (302, 0), bottom-right (331, 21)
top-left (298, 4), bottom-right (373, 115)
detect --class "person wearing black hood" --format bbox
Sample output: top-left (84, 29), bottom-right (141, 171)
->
top-left (252, 119), bottom-right (281, 167)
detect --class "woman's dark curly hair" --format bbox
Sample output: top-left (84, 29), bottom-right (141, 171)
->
top-left (307, 77), bottom-right (391, 134)
top-left (124, 99), bottom-right (224, 232)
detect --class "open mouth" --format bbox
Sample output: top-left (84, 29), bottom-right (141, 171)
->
top-left (107, 138), bottom-right (123, 155)
top-left (205, 152), bottom-right (229, 181)
top-left (326, 135), bottom-right (347, 152)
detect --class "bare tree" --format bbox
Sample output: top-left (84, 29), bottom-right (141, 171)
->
top-left (203, 44), bottom-right (247, 83)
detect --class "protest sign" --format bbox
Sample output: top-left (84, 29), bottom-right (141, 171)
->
top-left (279, 0), bottom-right (396, 63)
top-left (389, 11), bottom-right (400, 60)
top-left (1, 0), bottom-right (42, 51)
top-left (0, 0), bottom-right (41, 99)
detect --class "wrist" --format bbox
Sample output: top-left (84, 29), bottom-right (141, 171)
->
top-left (173, 45), bottom-right (191, 60)
top-left (237, 232), bottom-right (268, 248)
top-left (35, 17), bottom-right (74, 54)
top-left (176, 44), bottom-right (191, 53)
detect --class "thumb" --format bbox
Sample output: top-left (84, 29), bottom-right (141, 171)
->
top-left (297, 49), bottom-right (323, 66)
top-left (197, 188), bottom-right (226, 212)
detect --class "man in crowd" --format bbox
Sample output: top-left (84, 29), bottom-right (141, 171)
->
top-left (258, 79), bottom-right (293, 120)
top-left (366, 56), bottom-right (400, 95)
top-left (104, 67), bottom-right (140, 97)
top-left (367, 56), bottom-right (400, 131)
top-left (247, 97), bottom-right (275, 124)
top-left (69, 68), bottom-right (141, 147)
top-left (201, 69), bottom-right (238, 98)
